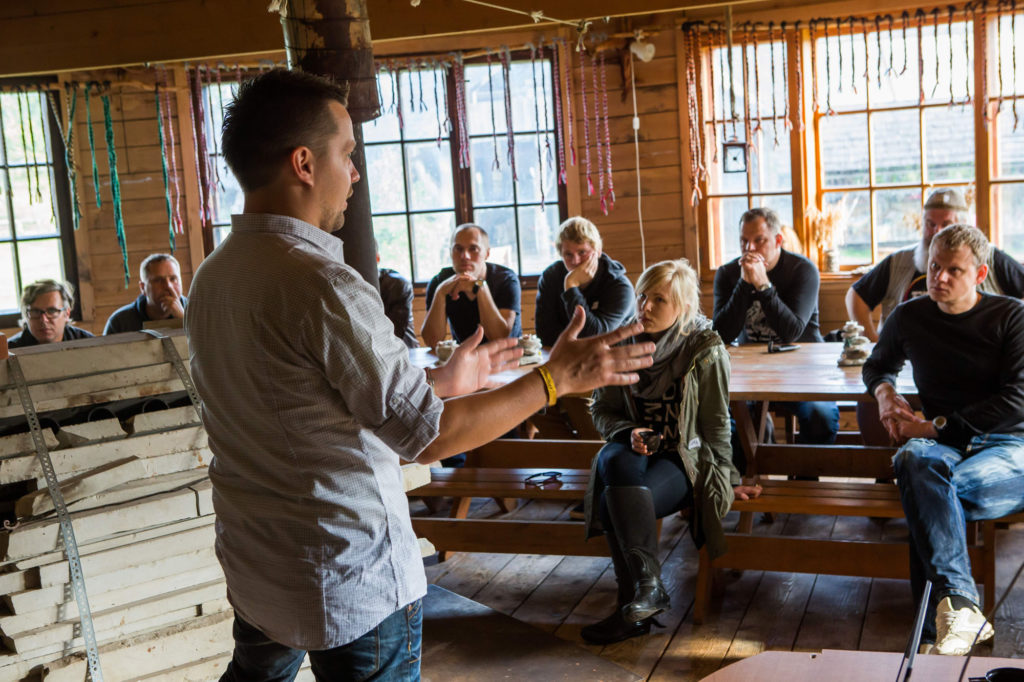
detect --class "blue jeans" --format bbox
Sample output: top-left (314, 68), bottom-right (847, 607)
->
top-left (894, 433), bottom-right (1024, 641)
top-left (772, 400), bottom-right (840, 444)
top-left (220, 601), bottom-right (423, 682)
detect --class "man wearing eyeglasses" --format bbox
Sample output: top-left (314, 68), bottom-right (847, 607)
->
top-left (8, 279), bottom-right (94, 348)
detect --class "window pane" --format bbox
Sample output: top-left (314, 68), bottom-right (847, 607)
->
top-left (752, 195), bottom-right (794, 234)
top-left (821, 114), bottom-right (868, 187)
top-left (924, 106), bottom-right (974, 182)
top-left (213, 159), bottom-right (244, 225)
top-left (750, 40), bottom-right (787, 119)
top-left (17, 238), bottom-right (63, 285)
top-left (10, 167), bottom-right (58, 238)
top-left (374, 214), bottom-right (412, 280)
top-left (512, 133), bottom-right (557, 204)
top-left (867, 26), bottom-right (920, 107)
top-left (517, 204), bottom-right (559, 275)
top-left (212, 226), bottom-right (230, 247)
top-left (750, 126), bottom-right (791, 193)
top-left (872, 109), bottom-right (920, 185)
top-left (405, 142), bottom-right (454, 211)
top-left (828, 190), bottom-right (870, 264)
top-left (465, 62), bottom-right (508, 137)
top-left (816, 34), bottom-right (867, 112)
top-left (473, 206), bottom-right (518, 271)
top-left (994, 106), bottom-right (1024, 179)
top-left (509, 61), bottom-right (552, 133)
top-left (996, 183), bottom-right (1024, 259)
top-left (875, 187), bottom-right (922, 258)
top-left (0, 172), bottom-right (10, 239)
top-left (399, 68), bottom-right (448, 141)
top-left (471, 138), bottom-right (514, 206)
top-left (709, 196), bottom-right (750, 263)
top-left (366, 144), bottom-right (407, 214)
top-left (366, 70), bottom-right (403, 143)
top-left (411, 211), bottom-right (456, 282)
top-left (0, 243), bottom-right (16, 311)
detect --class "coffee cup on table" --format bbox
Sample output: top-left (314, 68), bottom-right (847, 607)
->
top-left (435, 339), bottom-right (458, 363)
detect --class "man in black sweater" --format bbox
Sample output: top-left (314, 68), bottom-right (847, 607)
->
top-left (713, 207), bottom-right (837, 447)
top-left (863, 224), bottom-right (1024, 656)
top-left (535, 216), bottom-right (634, 348)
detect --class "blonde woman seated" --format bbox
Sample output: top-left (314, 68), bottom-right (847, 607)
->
top-left (582, 259), bottom-right (762, 644)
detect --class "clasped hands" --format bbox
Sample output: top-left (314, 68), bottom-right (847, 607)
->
top-left (874, 383), bottom-right (937, 444)
top-left (439, 273), bottom-right (479, 301)
top-left (739, 252), bottom-right (770, 289)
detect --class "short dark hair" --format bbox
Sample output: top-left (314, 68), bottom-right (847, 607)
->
top-left (140, 253), bottom-right (180, 281)
top-left (739, 207), bottom-right (782, 235)
top-left (452, 223), bottom-right (490, 250)
top-left (221, 69), bottom-right (350, 192)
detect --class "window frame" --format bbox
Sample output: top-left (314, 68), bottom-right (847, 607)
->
top-left (0, 78), bottom-right (79, 329)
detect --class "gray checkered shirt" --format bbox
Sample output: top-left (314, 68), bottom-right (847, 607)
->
top-left (185, 213), bottom-right (441, 650)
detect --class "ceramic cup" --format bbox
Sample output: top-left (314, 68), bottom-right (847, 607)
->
top-left (435, 340), bottom-right (458, 363)
top-left (519, 334), bottom-right (542, 355)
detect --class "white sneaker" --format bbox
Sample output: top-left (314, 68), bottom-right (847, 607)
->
top-left (934, 597), bottom-right (994, 655)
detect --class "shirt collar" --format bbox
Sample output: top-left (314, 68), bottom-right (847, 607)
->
top-left (230, 213), bottom-right (345, 263)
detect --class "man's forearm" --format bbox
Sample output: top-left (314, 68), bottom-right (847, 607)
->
top-left (846, 288), bottom-right (878, 342)
top-left (476, 286), bottom-right (515, 340)
top-left (418, 371), bottom-right (548, 462)
top-left (421, 297), bottom-right (449, 348)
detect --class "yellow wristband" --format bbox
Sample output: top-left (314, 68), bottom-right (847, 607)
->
top-left (535, 365), bottom-right (557, 407)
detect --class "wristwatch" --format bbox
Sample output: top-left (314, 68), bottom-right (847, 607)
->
top-left (756, 282), bottom-right (772, 292)
top-left (932, 415), bottom-right (948, 431)
top-left (473, 278), bottom-right (485, 293)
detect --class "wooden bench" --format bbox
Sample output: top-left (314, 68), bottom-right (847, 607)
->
top-left (410, 439), bottom-right (609, 558)
top-left (695, 443), bottom-right (1014, 623)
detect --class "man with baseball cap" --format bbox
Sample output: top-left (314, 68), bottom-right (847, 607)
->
top-left (845, 187), bottom-right (1024, 342)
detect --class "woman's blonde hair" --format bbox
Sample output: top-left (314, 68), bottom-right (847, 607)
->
top-left (635, 259), bottom-right (700, 334)
top-left (555, 216), bottom-right (602, 252)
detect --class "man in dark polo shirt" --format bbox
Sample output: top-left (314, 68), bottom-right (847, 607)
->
top-left (9, 279), bottom-right (93, 348)
top-left (421, 224), bottom-right (521, 348)
top-left (104, 253), bottom-right (189, 334)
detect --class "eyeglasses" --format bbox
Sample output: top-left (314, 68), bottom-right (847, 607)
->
top-left (27, 306), bottom-right (67, 320)
top-left (524, 471), bottom-right (563, 487)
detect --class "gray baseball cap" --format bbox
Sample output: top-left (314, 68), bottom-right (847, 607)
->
top-left (924, 187), bottom-right (968, 212)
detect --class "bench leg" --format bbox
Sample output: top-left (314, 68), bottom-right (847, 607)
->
top-left (694, 547), bottom-right (712, 624)
top-left (436, 497), bottom-right (474, 563)
top-left (737, 511), bottom-right (755, 534)
top-left (494, 498), bottom-right (519, 513)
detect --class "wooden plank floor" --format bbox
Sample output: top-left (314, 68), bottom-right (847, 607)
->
top-left (412, 497), bottom-right (1024, 680)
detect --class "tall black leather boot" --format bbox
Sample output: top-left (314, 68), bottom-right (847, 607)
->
top-left (580, 527), bottom-right (653, 645)
top-left (605, 486), bottom-right (670, 623)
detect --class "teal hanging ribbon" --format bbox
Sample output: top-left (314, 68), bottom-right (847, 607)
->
top-left (101, 90), bottom-right (129, 286)
top-left (154, 81), bottom-right (175, 252)
top-left (63, 83), bottom-right (82, 230)
top-left (84, 83), bottom-right (102, 209)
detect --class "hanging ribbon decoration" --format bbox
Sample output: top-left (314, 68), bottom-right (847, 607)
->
top-left (530, 43), bottom-right (544, 203)
top-left (155, 79), bottom-right (175, 252)
top-left (849, 16), bottom-right (859, 95)
top-left (551, 42), bottom-right (567, 184)
top-left (793, 21), bottom-right (805, 130)
top-left (202, 66), bottom-right (223, 194)
top-left (930, 8), bottom-right (941, 98)
top-left (916, 9), bottom-right (927, 104)
top-left (187, 66), bottom-right (214, 229)
top-left (824, 18), bottom-right (835, 114)
top-left (84, 83), bottom-right (102, 209)
top-left (61, 82), bottom-right (82, 229)
top-left (684, 24), bottom-right (705, 205)
top-left (782, 22), bottom-right (793, 131)
top-left (963, 5), bottom-right (973, 106)
top-left (599, 50), bottom-right (615, 214)
top-left (486, 50), bottom-right (501, 170)
top-left (741, 26), bottom-right (755, 157)
top-left (100, 87), bottom-right (130, 287)
top-left (948, 7), bottom-right (957, 105)
top-left (875, 16), bottom-right (884, 89)
top-left (440, 61), bottom-right (452, 140)
top-left (810, 20), bottom-right (820, 114)
top-left (501, 47), bottom-right (516, 181)
top-left (1013, 0), bottom-right (1020, 130)
top-left (28, 88), bottom-right (45, 203)
top-left (591, 52), bottom-right (605, 205)
top-left (158, 66), bottom-right (184, 236)
top-left (978, 2), bottom-right (989, 121)
top-left (452, 53), bottom-right (471, 168)
top-left (769, 22), bottom-right (781, 143)
top-left (579, 45), bottom-right (594, 196)
top-left (886, 14), bottom-right (896, 79)
top-left (718, 25), bottom-right (731, 136)
top-left (836, 17), bottom-right (845, 94)
top-left (539, 38), bottom-right (553, 167)
top-left (432, 63), bottom-right (444, 145)
top-left (562, 39), bottom-right (577, 168)
top-left (861, 18), bottom-right (870, 86)
top-left (704, 25), bottom-right (719, 162)
top-left (15, 88), bottom-right (35, 204)
top-left (751, 24), bottom-right (763, 134)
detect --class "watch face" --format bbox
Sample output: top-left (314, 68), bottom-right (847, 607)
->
top-left (723, 143), bottom-right (747, 173)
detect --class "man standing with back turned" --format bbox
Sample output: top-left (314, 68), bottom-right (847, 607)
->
top-left (185, 69), bottom-right (653, 681)
top-left (863, 224), bottom-right (1024, 655)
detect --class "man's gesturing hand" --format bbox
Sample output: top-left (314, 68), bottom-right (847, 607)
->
top-left (431, 326), bottom-right (522, 398)
top-left (544, 306), bottom-right (654, 396)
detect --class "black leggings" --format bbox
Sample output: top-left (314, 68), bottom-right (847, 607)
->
top-left (595, 441), bottom-right (692, 524)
